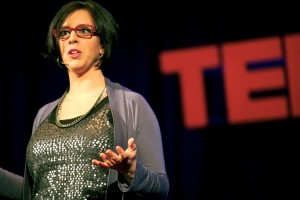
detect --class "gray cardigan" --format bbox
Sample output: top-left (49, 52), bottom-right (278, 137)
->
top-left (0, 78), bottom-right (169, 200)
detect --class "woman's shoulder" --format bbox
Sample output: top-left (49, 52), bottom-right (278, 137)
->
top-left (38, 98), bottom-right (60, 113)
top-left (33, 98), bottom-right (61, 127)
top-left (106, 78), bottom-right (146, 102)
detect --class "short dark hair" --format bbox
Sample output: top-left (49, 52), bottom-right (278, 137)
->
top-left (42, 0), bottom-right (119, 68)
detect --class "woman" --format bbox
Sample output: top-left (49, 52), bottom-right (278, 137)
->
top-left (0, 0), bottom-right (169, 199)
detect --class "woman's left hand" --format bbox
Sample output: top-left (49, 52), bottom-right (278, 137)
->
top-left (92, 137), bottom-right (137, 182)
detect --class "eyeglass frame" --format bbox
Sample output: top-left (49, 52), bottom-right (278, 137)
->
top-left (52, 24), bottom-right (98, 39)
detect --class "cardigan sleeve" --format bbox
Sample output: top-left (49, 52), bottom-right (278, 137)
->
top-left (0, 167), bottom-right (23, 200)
top-left (117, 91), bottom-right (170, 199)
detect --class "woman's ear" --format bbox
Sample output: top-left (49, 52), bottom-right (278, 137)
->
top-left (99, 46), bottom-right (105, 57)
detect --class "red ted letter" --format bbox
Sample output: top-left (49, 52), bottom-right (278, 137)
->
top-left (222, 37), bottom-right (288, 124)
top-left (284, 33), bottom-right (300, 117)
top-left (159, 45), bottom-right (219, 129)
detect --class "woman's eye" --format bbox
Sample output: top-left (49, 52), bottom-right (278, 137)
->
top-left (59, 30), bottom-right (70, 36)
top-left (78, 28), bottom-right (92, 34)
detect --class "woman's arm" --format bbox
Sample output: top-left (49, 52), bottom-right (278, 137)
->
top-left (0, 167), bottom-right (23, 199)
top-left (120, 93), bottom-right (170, 199)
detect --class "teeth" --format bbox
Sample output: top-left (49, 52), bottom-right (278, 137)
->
top-left (70, 51), bottom-right (78, 54)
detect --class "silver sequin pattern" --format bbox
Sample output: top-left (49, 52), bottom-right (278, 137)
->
top-left (26, 98), bottom-right (113, 200)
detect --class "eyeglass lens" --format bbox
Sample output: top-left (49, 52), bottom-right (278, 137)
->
top-left (57, 24), bottom-right (95, 39)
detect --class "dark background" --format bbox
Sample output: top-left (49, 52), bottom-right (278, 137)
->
top-left (1, 0), bottom-right (299, 199)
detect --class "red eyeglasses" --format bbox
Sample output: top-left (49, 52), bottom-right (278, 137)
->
top-left (52, 24), bottom-right (97, 39)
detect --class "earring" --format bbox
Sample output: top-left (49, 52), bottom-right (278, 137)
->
top-left (56, 57), bottom-right (65, 68)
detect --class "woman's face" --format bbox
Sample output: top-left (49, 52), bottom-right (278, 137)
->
top-left (58, 9), bottom-right (104, 74)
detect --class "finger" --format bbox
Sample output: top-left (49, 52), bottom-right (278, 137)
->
top-left (98, 153), bottom-right (113, 165)
top-left (115, 146), bottom-right (127, 160)
top-left (92, 159), bottom-right (109, 168)
top-left (128, 138), bottom-right (136, 151)
top-left (128, 137), bottom-right (135, 147)
top-left (99, 152), bottom-right (109, 160)
top-left (105, 149), bottom-right (117, 157)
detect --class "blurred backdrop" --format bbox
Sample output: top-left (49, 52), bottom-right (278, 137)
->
top-left (1, 0), bottom-right (299, 199)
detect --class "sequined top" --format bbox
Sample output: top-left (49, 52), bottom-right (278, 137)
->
top-left (26, 96), bottom-right (114, 200)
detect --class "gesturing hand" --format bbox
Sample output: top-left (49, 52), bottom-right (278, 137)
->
top-left (92, 137), bottom-right (137, 182)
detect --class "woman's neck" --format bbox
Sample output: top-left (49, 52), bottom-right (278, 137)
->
top-left (68, 68), bottom-right (106, 96)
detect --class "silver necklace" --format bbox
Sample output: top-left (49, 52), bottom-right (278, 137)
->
top-left (55, 87), bottom-right (107, 128)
